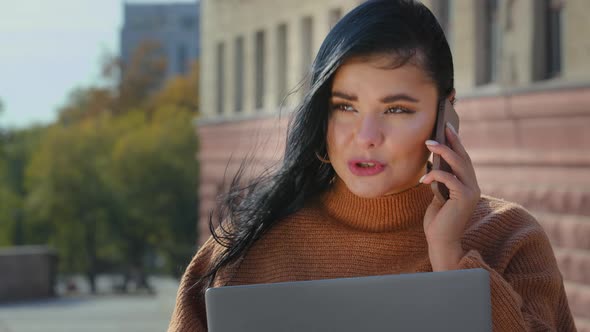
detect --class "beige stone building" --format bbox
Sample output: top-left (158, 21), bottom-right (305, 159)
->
top-left (198, 0), bottom-right (590, 328)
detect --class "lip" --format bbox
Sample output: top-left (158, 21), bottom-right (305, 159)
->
top-left (347, 159), bottom-right (386, 176)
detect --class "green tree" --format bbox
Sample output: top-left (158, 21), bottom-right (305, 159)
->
top-left (111, 41), bottom-right (168, 114)
top-left (57, 87), bottom-right (113, 125)
top-left (150, 61), bottom-right (199, 113)
top-left (16, 46), bottom-right (200, 292)
top-left (107, 107), bottom-right (198, 284)
top-left (0, 127), bottom-right (44, 246)
top-left (25, 119), bottom-right (118, 293)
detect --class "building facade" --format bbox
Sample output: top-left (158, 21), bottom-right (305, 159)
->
top-left (120, 1), bottom-right (201, 80)
top-left (199, 0), bottom-right (590, 328)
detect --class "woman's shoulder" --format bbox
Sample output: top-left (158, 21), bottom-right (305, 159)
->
top-left (473, 193), bottom-right (539, 223)
top-left (188, 234), bottom-right (227, 272)
top-left (464, 193), bottom-right (559, 272)
top-left (196, 205), bottom-right (324, 262)
top-left (466, 194), bottom-right (548, 244)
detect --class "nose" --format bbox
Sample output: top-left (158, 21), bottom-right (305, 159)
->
top-left (355, 114), bottom-right (384, 149)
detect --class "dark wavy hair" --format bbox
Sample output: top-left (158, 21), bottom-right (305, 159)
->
top-left (199, 0), bottom-right (454, 287)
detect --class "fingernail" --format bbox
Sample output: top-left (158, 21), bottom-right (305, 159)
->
top-left (425, 140), bottom-right (439, 146)
top-left (446, 122), bottom-right (458, 136)
top-left (419, 174), bottom-right (427, 183)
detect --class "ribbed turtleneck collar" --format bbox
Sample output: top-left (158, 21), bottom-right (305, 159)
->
top-left (320, 178), bottom-right (434, 232)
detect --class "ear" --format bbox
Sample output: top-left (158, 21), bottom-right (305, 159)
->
top-left (448, 89), bottom-right (456, 105)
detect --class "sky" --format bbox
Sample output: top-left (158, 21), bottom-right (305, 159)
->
top-left (0, 0), bottom-right (195, 129)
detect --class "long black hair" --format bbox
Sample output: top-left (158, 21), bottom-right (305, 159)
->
top-left (199, 0), bottom-right (454, 287)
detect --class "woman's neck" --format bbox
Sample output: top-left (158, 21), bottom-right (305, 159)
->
top-left (320, 177), bottom-right (433, 232)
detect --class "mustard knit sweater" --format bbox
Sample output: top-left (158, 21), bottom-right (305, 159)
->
top-left (168, 179), bottom-right (576, 331)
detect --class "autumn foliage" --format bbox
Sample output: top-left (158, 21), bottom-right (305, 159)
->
top-left (0, 41), bottom-right (200, 292)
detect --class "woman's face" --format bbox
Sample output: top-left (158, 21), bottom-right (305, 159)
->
top-left (327, 55), bottom-right (439, 198)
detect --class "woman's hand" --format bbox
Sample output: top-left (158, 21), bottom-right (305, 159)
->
top-left (419, 122), bottom-right (481, 271)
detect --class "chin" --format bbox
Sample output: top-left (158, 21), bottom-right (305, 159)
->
top-left (343, 173), bottom-right (419, 198)
top-left (345, 179), bottom-right (394, 198)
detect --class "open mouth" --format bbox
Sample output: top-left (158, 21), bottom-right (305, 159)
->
top-left (348, 160), bottom-right (385, 176)
top-left (357, 162), bottom-right (376, 168)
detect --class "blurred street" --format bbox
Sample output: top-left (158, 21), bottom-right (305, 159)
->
top-left (0, 276), bottom-right (179, 332)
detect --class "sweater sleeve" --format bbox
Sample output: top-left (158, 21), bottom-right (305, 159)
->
top-left (458, 210), bottom-right (577, 331)
top-left (167, 236), bottom-right (221, 332)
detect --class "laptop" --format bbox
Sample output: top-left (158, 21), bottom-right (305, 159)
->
top-left (205, 268), bottom-right (491, 332)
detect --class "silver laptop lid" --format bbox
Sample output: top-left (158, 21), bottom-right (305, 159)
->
top-left (206, 268), bottom-right (491, 332)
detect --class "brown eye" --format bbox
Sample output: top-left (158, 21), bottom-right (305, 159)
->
top-left (332, 103), bottom-right (355, 112)
top-left (385, 106), bottom-right (413, 114)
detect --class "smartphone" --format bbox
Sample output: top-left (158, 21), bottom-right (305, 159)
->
top-left (430, 98), bottom-right (460, 202)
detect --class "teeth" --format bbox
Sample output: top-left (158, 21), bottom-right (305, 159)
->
top-left (359, 162), bottom-right (375, 167)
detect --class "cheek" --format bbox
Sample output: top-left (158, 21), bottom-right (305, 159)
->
top-left (409, 117), bottom-right (435, 160)
top-left (326, 117), bottom-right (353, 155)
top-left (384, 118), bottom-right (433, 157)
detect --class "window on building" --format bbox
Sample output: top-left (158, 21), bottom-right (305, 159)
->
top-left (234, 36), bottom-right (244, 113)
top-left (255, 30), bottom-right (266, 110)
top-left (544, 0), bottom-right (563, 78)
top-left (301, 16), bottom-right (314, 87)
top-left (475, 0), bottom-right (500, 86)
top-left (329, 8), bottom-right (342, 29)
top-left (132, 17), bottom-right (146, 30)
top-left (276, 24), bottom-right (288, 107)
top-left (181, 17), bottom-right (196, 30)
top-left (216, 42), bottom-right (225, 115)
top-left (177, 43), bottom-right (187, 75)
top-left (154, 13), bottom-right (167, 29)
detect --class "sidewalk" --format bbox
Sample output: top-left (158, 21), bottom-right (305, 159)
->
top-left (0, 276), bottom-right (179, 332)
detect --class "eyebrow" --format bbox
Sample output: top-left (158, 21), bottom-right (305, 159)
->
top-left (331, 91), bottom-right (420, 103)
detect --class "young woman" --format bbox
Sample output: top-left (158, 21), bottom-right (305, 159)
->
top-left (168, 1), bottom-right (576, 331)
